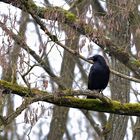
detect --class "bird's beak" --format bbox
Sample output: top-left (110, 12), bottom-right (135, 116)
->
top-left (87, 57), bottom-right (94, 63)
top-left (87, 57), bottom-right (93, 60)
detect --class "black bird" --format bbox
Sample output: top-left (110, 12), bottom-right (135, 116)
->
top-left (87, 55), bottom-right (110, 98)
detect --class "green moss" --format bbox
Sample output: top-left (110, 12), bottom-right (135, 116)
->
top-left (0, 80), bottom-right (29, 95)
top-left (102, 122), bottom-right (112, 135)
top-left (66, 96), bottom-right (102, 109)
top-left (115, 48), bottom-right (127, 56)
top-left (27, 0), bottom-right (37, 11)
top-left (23, 0), bottom-right (76, 24)
top-left (105, 122), bottom-right (112, 129)
top-left (131, 59), bottom-right (140, 67)
top-left (111, 101), bottom-right (122, 111)
top-left (64, 11), bottom-right (76, 22)
top-left (84, 24), bottom-right (94, 34)
top-left (112, 48), bottom-right (129, 63)
top-left (110, 101), bottom-right (140, 114)
top-left (2, 79), bottom-right (140, 116)
top-left (21, 0), bottom-right (36, 11)
top-left (63, 88), bottom-right (72, 94)
top-left (124, 103), bottom-right (140, 111)
top-left (0, 80), bottom-right (46, 97)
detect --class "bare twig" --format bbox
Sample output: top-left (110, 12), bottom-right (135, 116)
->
top-left (26, 12), bottom-right (140, 84)
top-left (0, 20), bottom-right (140, 84)
top-left (17, 2), bottom-right (140, 84)
top-left (2, 0), bottom-right (140, 77)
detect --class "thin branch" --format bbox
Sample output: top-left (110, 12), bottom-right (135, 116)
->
top-left (5, 98), bottom-right (32, 125)
top-left (110, 69), bottom-right (140, 83)
top-left (0, 21), bottom-right (65, 89)
top-left (0, 98), bottom-right (37, 130)
top-left (2, 0), bottom-right (140, 77)
top-left (82, 110), bottom-right (102, 136)
top-left (22, 3), bottom-right (140, 84)
top-left (29, 18), bottom-right (140, 83)
top-left (0, 1), bottom-right (140, 83)
top-left (22, 64), bottom-right (39, 77)
top-left (20, 5), bottom-right (140, 84)
top-left (0, 19), bottom-right (140, 84)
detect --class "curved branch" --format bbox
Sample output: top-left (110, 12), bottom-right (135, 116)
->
top-left (20, 0), bottom-right (140, 79)
top-left (0, 19), bottom-right (140, 84)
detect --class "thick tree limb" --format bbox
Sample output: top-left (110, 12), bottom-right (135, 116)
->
top-left (0, 80), bottom-right (140, 117)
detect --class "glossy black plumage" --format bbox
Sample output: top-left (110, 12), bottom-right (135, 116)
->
top-left (87, 55), bottom-right (110, 97)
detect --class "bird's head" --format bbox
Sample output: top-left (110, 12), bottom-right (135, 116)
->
top-left (87, 55), bottom-right (107, 65)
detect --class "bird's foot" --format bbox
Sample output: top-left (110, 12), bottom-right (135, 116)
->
top-left (99, 92), bottom-right (111, 104)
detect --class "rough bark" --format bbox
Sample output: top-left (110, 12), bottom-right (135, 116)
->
top-left (105, 1), bottom-right (131, 139)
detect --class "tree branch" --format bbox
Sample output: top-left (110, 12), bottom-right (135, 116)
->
top-left (0, 21), bottom-right (66, 89)
top-left (0, 17), bottom-right (140, 84)
top-left (0, 80), bottom-right (140, 117)
top-left (4, 0), bottom-right (139, 77)
top-left (19, 0), bottom-right (140, 79)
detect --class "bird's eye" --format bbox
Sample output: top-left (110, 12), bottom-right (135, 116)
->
top-left (93, 57), bottom-right (97, 61)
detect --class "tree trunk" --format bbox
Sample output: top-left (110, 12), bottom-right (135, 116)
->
top-left (47, 30), bottom-right (79, 140)
top-left (104, 0), bottom-right (131, 139)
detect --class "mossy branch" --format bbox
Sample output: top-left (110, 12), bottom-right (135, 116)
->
top-left (0, 80), bottom-right (140, 117)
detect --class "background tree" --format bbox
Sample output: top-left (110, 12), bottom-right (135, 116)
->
top-left (0, 0), bottom-right (140, 140)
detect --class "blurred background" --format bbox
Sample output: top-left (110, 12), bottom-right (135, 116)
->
top-left (0, 0), bottom-right (140, 140)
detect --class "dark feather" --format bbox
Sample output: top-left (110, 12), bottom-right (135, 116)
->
top-left (87, 55), bottom-right (110, 98)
